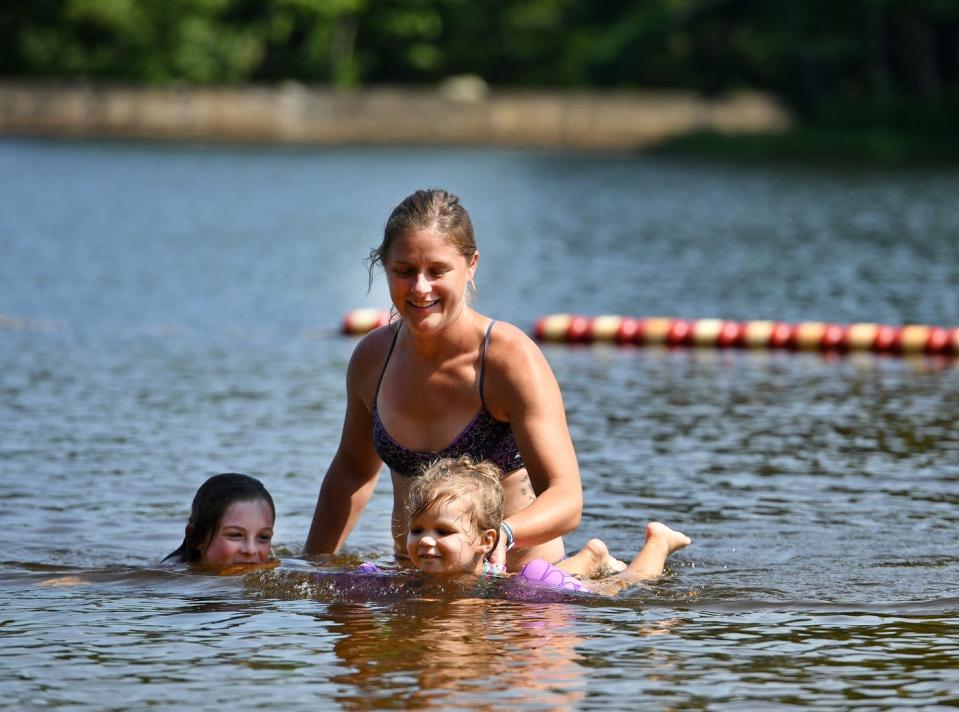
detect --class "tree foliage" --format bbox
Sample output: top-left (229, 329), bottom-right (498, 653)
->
top-left (2, 0), bottom-right (958, 127)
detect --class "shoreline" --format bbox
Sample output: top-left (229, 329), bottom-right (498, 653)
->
top-left (0, 81), bottom-right (791, 152)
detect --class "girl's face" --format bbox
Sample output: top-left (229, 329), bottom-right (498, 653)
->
top-left (407, 496), bottom-right (495, 575)
top-left (200, 498), bottom-right (274, 567)
top-left (385, 229), bottom-right (478, 334)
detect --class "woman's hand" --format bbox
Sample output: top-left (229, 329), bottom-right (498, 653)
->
top-left (487, 521), bottom-right (514, 567)
top-left (487, 531), bottom-right (509, 567)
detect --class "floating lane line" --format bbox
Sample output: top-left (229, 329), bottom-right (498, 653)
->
top-left (339, 310), bottom-right (959, 355)
top-left (532, 314), bottom-right (959, 355)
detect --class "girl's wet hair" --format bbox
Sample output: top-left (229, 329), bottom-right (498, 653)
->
top-left (407, 457), bottom-right (503, 535)
top-left (164, 473), bottom-right (275, 563)
top-left (367, 188), bottom-right (476, 291)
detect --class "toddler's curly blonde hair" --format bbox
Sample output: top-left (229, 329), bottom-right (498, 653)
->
top-left (407, 457), bottom-right (504, 535)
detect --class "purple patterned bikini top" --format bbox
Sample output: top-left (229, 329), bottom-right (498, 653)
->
top-left (372, 321), bottom-right (525, 477)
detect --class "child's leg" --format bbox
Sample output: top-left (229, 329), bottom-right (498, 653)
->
top-left (623, 522), bottom-right (691, 580)
top-left (556, 538), bottom-right (627, 578)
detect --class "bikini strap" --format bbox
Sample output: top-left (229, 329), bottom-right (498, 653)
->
top-left (478, 320), bottom-right (496, 410)
top-left (374, 324), bottom-right (401, 404)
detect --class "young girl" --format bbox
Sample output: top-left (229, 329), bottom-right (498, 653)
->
top-left (400, 457), bottom-right (691, 594)
top-left (164, 473), bottom-right (279, 573)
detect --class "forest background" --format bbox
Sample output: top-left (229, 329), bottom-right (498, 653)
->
top-left (2, 0), bottom-right (958, 160)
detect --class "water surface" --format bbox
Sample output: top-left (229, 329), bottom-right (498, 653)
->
top-left (2, 139), bottom-right (958, 708)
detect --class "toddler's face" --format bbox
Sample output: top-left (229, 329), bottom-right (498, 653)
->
top-left (201, 498), bottom-right (274, 567)
top-left (407, 498), bottom-right (490, 575)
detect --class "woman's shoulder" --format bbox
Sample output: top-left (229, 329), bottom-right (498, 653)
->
top-left (346, 323), bottom-right (399, 392)
top-left (487, 318), bottom-right (532, 344)
top-left (487, 319), bottom-right (547, 369)
top-left (485, 319), bottom-right (555, 393)
top-left (349, 323), bottom-right (398, 369)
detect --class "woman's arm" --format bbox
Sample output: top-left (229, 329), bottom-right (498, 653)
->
top-left (304, 330), bottom-right (389, 556)
top-left (486, 322), bottom-right (583, 550)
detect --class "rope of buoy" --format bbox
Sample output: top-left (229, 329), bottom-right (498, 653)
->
top-left (340, 310), bottom-right (958, 354)
top-left (341, 308), bottom-right (391, 335)
top-left (533, 314), bottom-right (959, 355)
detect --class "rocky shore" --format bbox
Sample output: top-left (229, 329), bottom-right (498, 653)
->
top-left (0, 81), bottom-right (791, 151)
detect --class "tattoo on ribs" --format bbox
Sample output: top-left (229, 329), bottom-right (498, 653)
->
top-left (522, 475), bottom-right (536, 502)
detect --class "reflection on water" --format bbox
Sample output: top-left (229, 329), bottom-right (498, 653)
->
top-left (2, 139), bottom-right (959, 707)
top-left (6, 564), bottom-right (957, 708)
top-left (325, 598), bottom-right (585, 709)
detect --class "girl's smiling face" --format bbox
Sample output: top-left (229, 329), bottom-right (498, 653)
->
top-left (385, 229), bottom-right (478, 333)
top-left (406, 497), bottom-right (495, 575)
top-left (200, 498), bottom-right (274, 567)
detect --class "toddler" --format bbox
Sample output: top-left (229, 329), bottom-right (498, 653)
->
top-left (399, 457), bottom-right (690, 594)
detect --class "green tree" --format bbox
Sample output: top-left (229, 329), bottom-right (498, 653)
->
top-left (2, 0), bottom-right (958, 134)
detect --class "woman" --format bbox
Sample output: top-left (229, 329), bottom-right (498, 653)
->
top-left (305, 188), bottom-right (582, 570)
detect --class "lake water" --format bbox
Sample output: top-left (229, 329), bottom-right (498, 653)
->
top-left (2, 138), bottom-right (958, 709)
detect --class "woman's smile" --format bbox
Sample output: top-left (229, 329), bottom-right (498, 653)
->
top-left (385, 228), bottom-right (477, 330)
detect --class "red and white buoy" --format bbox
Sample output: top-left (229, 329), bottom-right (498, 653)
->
top-left (341, 309), bottom-right (391, 335)
top-left (532, 314), bottom-right (959, 355)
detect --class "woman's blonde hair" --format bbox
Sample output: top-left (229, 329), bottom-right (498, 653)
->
top-left (407, 457), bottom-right (503, 535)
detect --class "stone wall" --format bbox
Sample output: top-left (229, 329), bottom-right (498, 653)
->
top-left (0, 82), bottom-right (792, 150)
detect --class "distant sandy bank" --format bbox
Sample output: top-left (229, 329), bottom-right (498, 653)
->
top-left (0, 82), bottom-right (791, 151)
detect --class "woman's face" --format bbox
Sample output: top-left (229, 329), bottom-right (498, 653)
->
top-left (384, 229), bottom-right (478, 333)
top-left (200, 498), bottom-right (274, 567)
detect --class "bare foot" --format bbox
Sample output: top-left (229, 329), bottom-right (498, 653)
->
top-left (645, 522), bottom-right (691, 555)
top-left (583, 539), bottom-right (626, 576)
top-left (607, 522), bottom-right (692, 587)
top-left (582, 538), bottom-right (627, 575)
top-left (605, 557), bottom-right (628, 575)
top-left (558, 538), bottom-right (627, 578)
